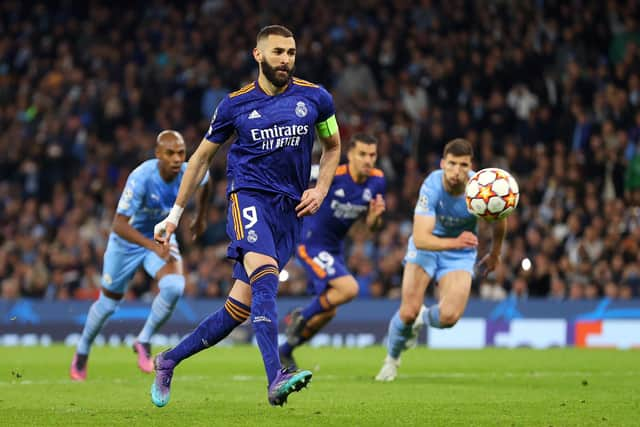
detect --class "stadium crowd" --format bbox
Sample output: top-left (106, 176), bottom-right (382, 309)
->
top-left (1, 0), bottom-right (640, 302)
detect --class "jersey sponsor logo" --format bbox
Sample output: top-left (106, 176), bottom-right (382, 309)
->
top-left (248, 110), bottom-right (261, 119)
top-left (334, 188), bottom-right (345, 197)
top-left (295, 101), bottom-right (308, 117)
top-left (330, 199), bottom-right (368, 219)
top-left (437, 215), bottom-right (475, 228)
top-left (250, 124), bottom-right (310, 150)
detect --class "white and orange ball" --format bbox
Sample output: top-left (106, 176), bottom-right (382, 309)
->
top-left (465, 168), bottom-right (519, 221)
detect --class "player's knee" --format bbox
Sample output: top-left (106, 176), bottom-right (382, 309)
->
top-left (439, 306), bottom-right (462, 327)
top-left (98, 292), bottom-right (120, 316)
top-left (158, 274), bottom-right (185, 301)
top-left (342, 280), bottom-right (359, 301)
top-left (399, 304), bottom-right (420, 324)
top-left (249, 264), bottom-right (279, 297)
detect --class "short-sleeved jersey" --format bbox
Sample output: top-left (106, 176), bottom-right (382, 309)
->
top-left (112, 159), bottom-right (210, 247)
top-left (204, 78), bottom-right (335, 201)
top-left (301, 164), bottom-right (386, 253)
top-left (414, 169), bottom-right (477, 238)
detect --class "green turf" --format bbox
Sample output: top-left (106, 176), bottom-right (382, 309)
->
top-left (0, 345), bottom-right (638, 426)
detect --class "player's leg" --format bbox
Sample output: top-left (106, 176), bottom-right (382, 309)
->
top-left (422, 249), bottom-right (476, 328)
top-left (135, 241), bottom-right (184, 373)
top-left (278, 245), bottom-right (330, 367)
top-left (294, 248), bottom-right (356, 325)
top-left (375, 261), bottom-right (431, 381)
top-left (235, 250), bottom-right (311, 406)
top-left (242, 251), bottom-right (284, 377)
top-left (152, 191), bottom-right (258, 407)
top-left (151, 278), bottom-right (252, 407)
top-left (70, 288), bottom-right (121, 381)
top-left (258, 193), bottom-right (313, 405)
top-left (280, 307), bottom-right (337, 370)
top-left (280, 270), bottom-right (356, 369)
top-left (294, 306), bottom-right (338, 344)
top-left (427, 270), bottom-right (473, 328)
top-left (71, 241), bottom-right (142, 381)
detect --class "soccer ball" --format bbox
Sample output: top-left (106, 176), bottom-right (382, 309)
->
top-left (465, 168), bottom-right (519, 221)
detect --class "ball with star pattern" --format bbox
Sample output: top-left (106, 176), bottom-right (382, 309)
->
top-left (465, 168), bottom-right (519, 221)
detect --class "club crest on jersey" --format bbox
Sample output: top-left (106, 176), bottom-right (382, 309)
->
top-left (362, 188), bottom-right (372, 202)
top-left (418, 194), bottom-right (428, 209)
top-left (295, 101), bottom-right (308, 118)
top-left (247, 229), bottom-right (258, 243)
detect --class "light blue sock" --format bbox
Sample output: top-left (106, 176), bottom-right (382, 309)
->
top-left (425, 304), bottom-right (442, 328)
top-left (77, 293), bottom-right (119, 355)
top-left (138, 274), bottom-right (184, 343)
top-left (387, 310), bottom-right (414, 359)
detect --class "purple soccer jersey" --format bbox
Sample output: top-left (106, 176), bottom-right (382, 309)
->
top-left (205, 78), bottom-right (335, 202)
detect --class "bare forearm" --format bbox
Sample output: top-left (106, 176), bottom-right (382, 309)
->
top-left (315, 140), bottom-right (340, 195)
top-left (490, 219), bottom-right (507, 256)
top-left (113, 218), bottom-right (155, 250)
top-left (195, 180), bottom-right (212, 221)
top-left (175, 141), bottom-right (218, 208)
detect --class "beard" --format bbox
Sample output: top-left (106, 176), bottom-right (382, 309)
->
top-left (444, 175), bottom-right (466, 194)
top-left (261, 60), bottom-right (294, 87)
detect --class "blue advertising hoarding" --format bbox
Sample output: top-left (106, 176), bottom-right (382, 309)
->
top-left (1, 298), bottom-right (639, 349)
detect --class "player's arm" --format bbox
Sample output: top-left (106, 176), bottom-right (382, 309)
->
top-left (365, 194), bottom-right (385, 231)
top-left (296, 115), bottom-right (341, 217)
top-left (190, 176), bottom-right (213, 240)
top-left (113, 168), bottom-right (169, 257)
top-left (476, 218), bottom-right (507, 276)
top-left (155, 139), bottom-right (220, 243)
top-left (315, 129), bottom-right (341, 196)
top-left (112, 214), bottom-right (156, 250)
top-left (488, 218), bottom-right (507, 257)
top-left (413, 215), bottom-right (478, 251)
top-left (112, 214), bottom-right (170, 259)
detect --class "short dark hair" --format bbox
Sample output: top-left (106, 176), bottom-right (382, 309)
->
top-left (443, 138), bottom-right (473, 158)
top-left (349, 133), bottom-right (378, 150)
top-left (257, 25), bottom-right (294, 43)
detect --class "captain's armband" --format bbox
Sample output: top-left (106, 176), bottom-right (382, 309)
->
top-left (315, 114), bottom-right (339, 138)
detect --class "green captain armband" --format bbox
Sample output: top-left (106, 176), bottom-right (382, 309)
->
top-left (315, 114), bottom-right (339, 138)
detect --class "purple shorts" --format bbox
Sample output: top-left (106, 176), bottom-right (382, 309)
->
top-left (226, 190), bottom-right (302, 283)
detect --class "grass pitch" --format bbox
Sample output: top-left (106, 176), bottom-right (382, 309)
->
top-left (0, 345), bottom-right (637, 426)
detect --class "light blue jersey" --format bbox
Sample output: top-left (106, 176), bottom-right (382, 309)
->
top-left (405, 169), bottom-right (478, 281)
top-left (102, 159), bottom-right (209, 293)
top-left (113, 159), bottom-right (210, 248)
